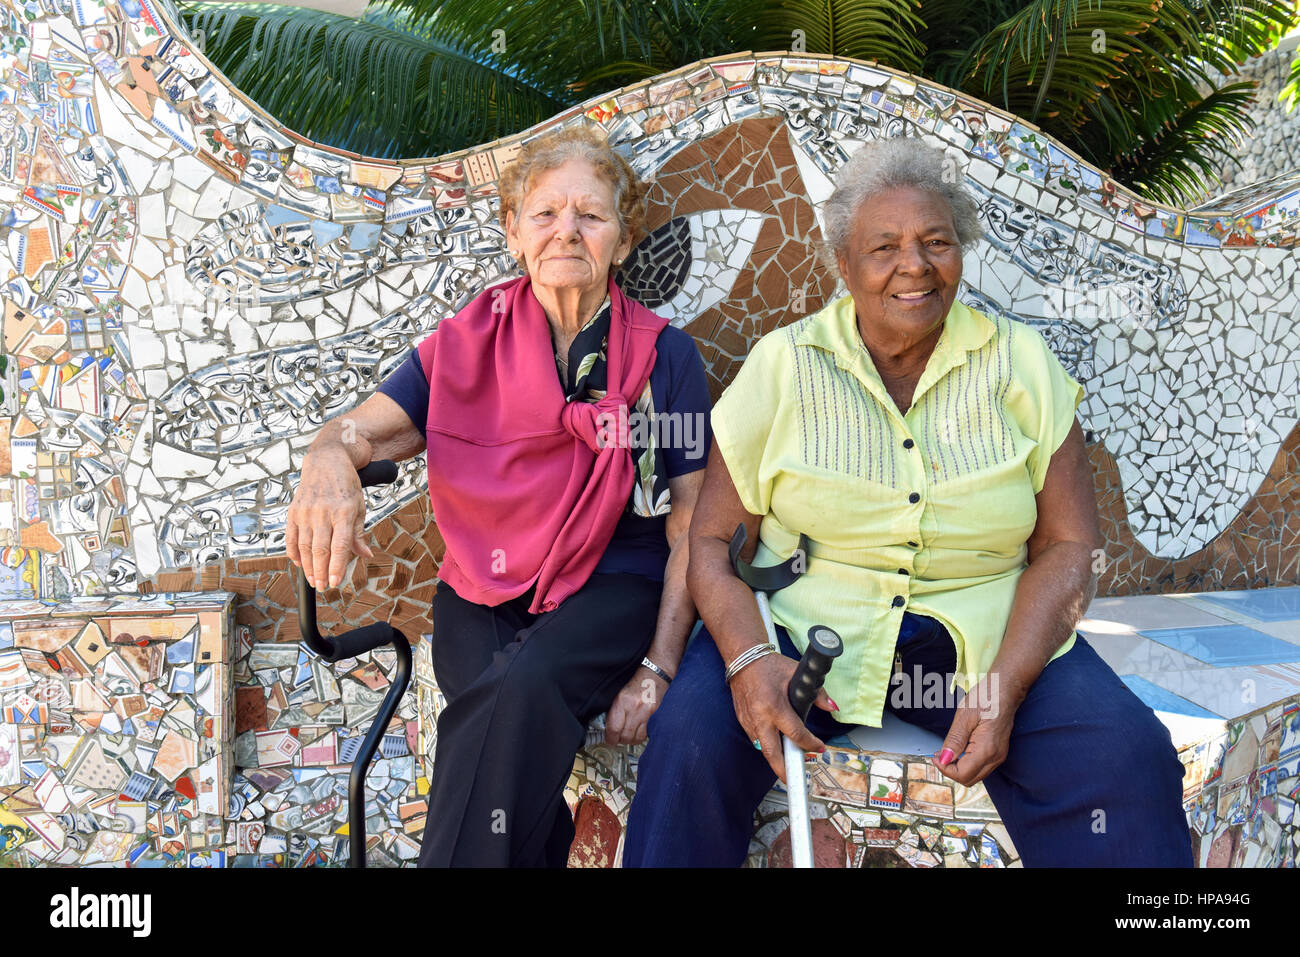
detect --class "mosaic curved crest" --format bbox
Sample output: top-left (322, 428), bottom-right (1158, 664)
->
top-left (1, 0), bottom-right (1299, 600)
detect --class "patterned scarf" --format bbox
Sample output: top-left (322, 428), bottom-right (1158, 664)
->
top-left (559, 300), bottom-right (671, 517)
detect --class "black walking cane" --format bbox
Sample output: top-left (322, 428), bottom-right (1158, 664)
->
top-left (730, 524), bottom-right (843, 867)
top-left (296, 459), bottom-right (412, 868)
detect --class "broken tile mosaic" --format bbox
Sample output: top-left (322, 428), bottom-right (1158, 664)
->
top-left (0, 0), bottom-right (1298, 867)
top-left (0, 591), bottom-right (232, 866)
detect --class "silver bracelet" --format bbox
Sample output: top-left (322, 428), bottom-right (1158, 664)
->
top-left (640, 657), bottom-right (673, 684)
top-left (724, 643), bottom-right (777, 684)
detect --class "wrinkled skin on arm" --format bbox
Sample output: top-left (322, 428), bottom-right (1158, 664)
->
top-left (286, 393), bottom-right (425, 591)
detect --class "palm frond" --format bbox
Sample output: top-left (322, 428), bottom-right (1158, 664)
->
top-left (947, 0), bottom-right (1170, 130)
top-left (1109, 81), bottom-right (1260, 205)
top-left (376, 0), bottom-right (736, 95)
top-left (1284, 47), bottom-right (1300, 111)
top-left (1188, 0), bottom-right (1300, 68)
top-left (919, 0), bottom-right (1295, 201)
top-left (729, 0), bottom-right (927, 72)
top-left (175, 0), bottom-right (1300, 206)
top-left (177, 1), bottom-right (566, 157)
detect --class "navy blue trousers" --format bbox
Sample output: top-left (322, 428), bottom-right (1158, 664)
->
top-left (623, 613), bottom-right (1194, 867)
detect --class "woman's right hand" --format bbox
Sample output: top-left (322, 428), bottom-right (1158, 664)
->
top-left (286, 443), bottom-right (375, 590)
top-left (686, 442), bottom-right (837, 781)
top-left (729, 652), bottom-right (832, 783)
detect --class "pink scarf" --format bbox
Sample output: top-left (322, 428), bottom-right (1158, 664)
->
top-left (418, 274), bottom-right (668, 613)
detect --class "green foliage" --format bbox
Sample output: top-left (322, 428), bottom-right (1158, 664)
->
top-left (379, 0), bottom-right (741, 95)
top-left (1109, 81), bottom-right (1260, 202)
top-left (1284, 44), bottom-right (1300, 111)
top-left (918, 0), bottom-right (1298, 204)
top-left (176, 0), bottom-right (1300, 204)
top-left (720, 0), bottom-right (927, 69)
top-left (179, 2), bottom-right (565, 157)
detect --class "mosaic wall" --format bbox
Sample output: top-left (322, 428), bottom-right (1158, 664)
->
top-left (1182, 702), bottom-right (1300, 868)
top-left (0, 0), bottom-right (1298, 868)
top-left (0, 0), bottom-right (1296, 626)
top-left (1079, 588), bottom-right (1300, 869)
top-left (227, 623), bottom-right (423, 868)
top-left (0, 591), bottom-right (232, 866)
top-left (0, 587), bottom-right (427, 867)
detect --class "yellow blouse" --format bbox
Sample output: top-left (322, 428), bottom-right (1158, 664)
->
top-left (712, 295), bottom-right (1084, 726)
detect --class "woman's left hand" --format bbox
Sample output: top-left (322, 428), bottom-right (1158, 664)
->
top-left (933, 674), bottom-right (1019, 787)
top-left (603, 666), bottom-right (670, 746)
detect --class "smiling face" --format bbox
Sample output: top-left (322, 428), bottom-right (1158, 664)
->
top-left (504, 158), bottom-right (633, 299)
top-left (835, 186), bottom-right (963, 354)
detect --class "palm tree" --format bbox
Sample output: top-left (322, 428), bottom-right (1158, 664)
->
top-left (177, 0), bottom-right (1300, 205)
top-left (910, 0), bottom-right (1299, 202)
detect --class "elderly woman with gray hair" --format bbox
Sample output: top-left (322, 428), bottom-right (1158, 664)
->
top-left (287, 126), bottom-right (710, 866)
top-left (622, 138), bottom-right (1193, 867)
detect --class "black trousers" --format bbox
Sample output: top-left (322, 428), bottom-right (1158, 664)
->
top-left (417, 572), bottom-right (661, 867)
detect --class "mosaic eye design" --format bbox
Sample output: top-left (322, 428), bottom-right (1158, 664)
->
top-left (620, 211), bottom-right (766, 323)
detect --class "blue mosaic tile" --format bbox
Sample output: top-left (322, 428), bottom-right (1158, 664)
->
top-left (1139, 624), bottom-right (1300, 667)
top-left (1184, 218), bottom-right (1220, 246)
top-left (1120, 674), bottom-right (1222, 719)
top-left (1197, 587), bottom-right (1300, 622)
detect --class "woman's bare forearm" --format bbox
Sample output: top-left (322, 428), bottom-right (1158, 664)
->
top-left (644, 534), bottom-right (695, 676)
top-left (686, 444), bottom-right (772, 666)
top-left (688, 533), bottom-right (772, 664)
top-left (988, 421), bottom-right (1101, 708)
top-left (305, 393), bottom-right (425, 470)
top-left (990, 541), bottom-right (1096, 708)
top-left (643, 471), bottom-right (706, 675)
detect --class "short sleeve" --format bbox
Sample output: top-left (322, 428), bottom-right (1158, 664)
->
top-left (377, 345), bottom-right (430, 433)
top-left (657, 327), bottom-right (713, 478)
top-left (1022, 327), bottom-right (1085, 495)
top-left (711, 331), bottom-right (786, 516)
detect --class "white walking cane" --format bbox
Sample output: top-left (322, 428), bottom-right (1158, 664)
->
top-left (730, 525), bottom-right (844, 868)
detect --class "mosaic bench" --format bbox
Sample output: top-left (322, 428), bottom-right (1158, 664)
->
top-left (547, 588), bottom-right (1300, 868)
top-left (226, 628), bottom-right (424, 868)
top-left (0, 592), bottom-right (235, 867)
top-left (0, 588), bottom-right (423, 868)
top-left (4, 585), bottom-right (1295, 867)
top-left (0, 0), bottom-right (1297, 871)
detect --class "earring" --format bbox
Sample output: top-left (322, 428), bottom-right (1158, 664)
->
top-left (508, 249), bottom-right (519, 257)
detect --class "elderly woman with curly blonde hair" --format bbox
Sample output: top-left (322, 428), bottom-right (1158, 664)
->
top-left (286, 126), bottom-right (711, 867)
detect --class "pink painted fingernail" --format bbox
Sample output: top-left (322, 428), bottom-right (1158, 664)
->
top-left (827, 697), bottom-right (840, 712)
top-left (937, 748), bottom-right (955, 765)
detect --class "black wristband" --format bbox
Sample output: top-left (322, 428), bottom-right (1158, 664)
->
top-left (641, 656), bottom-right (673, 684)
